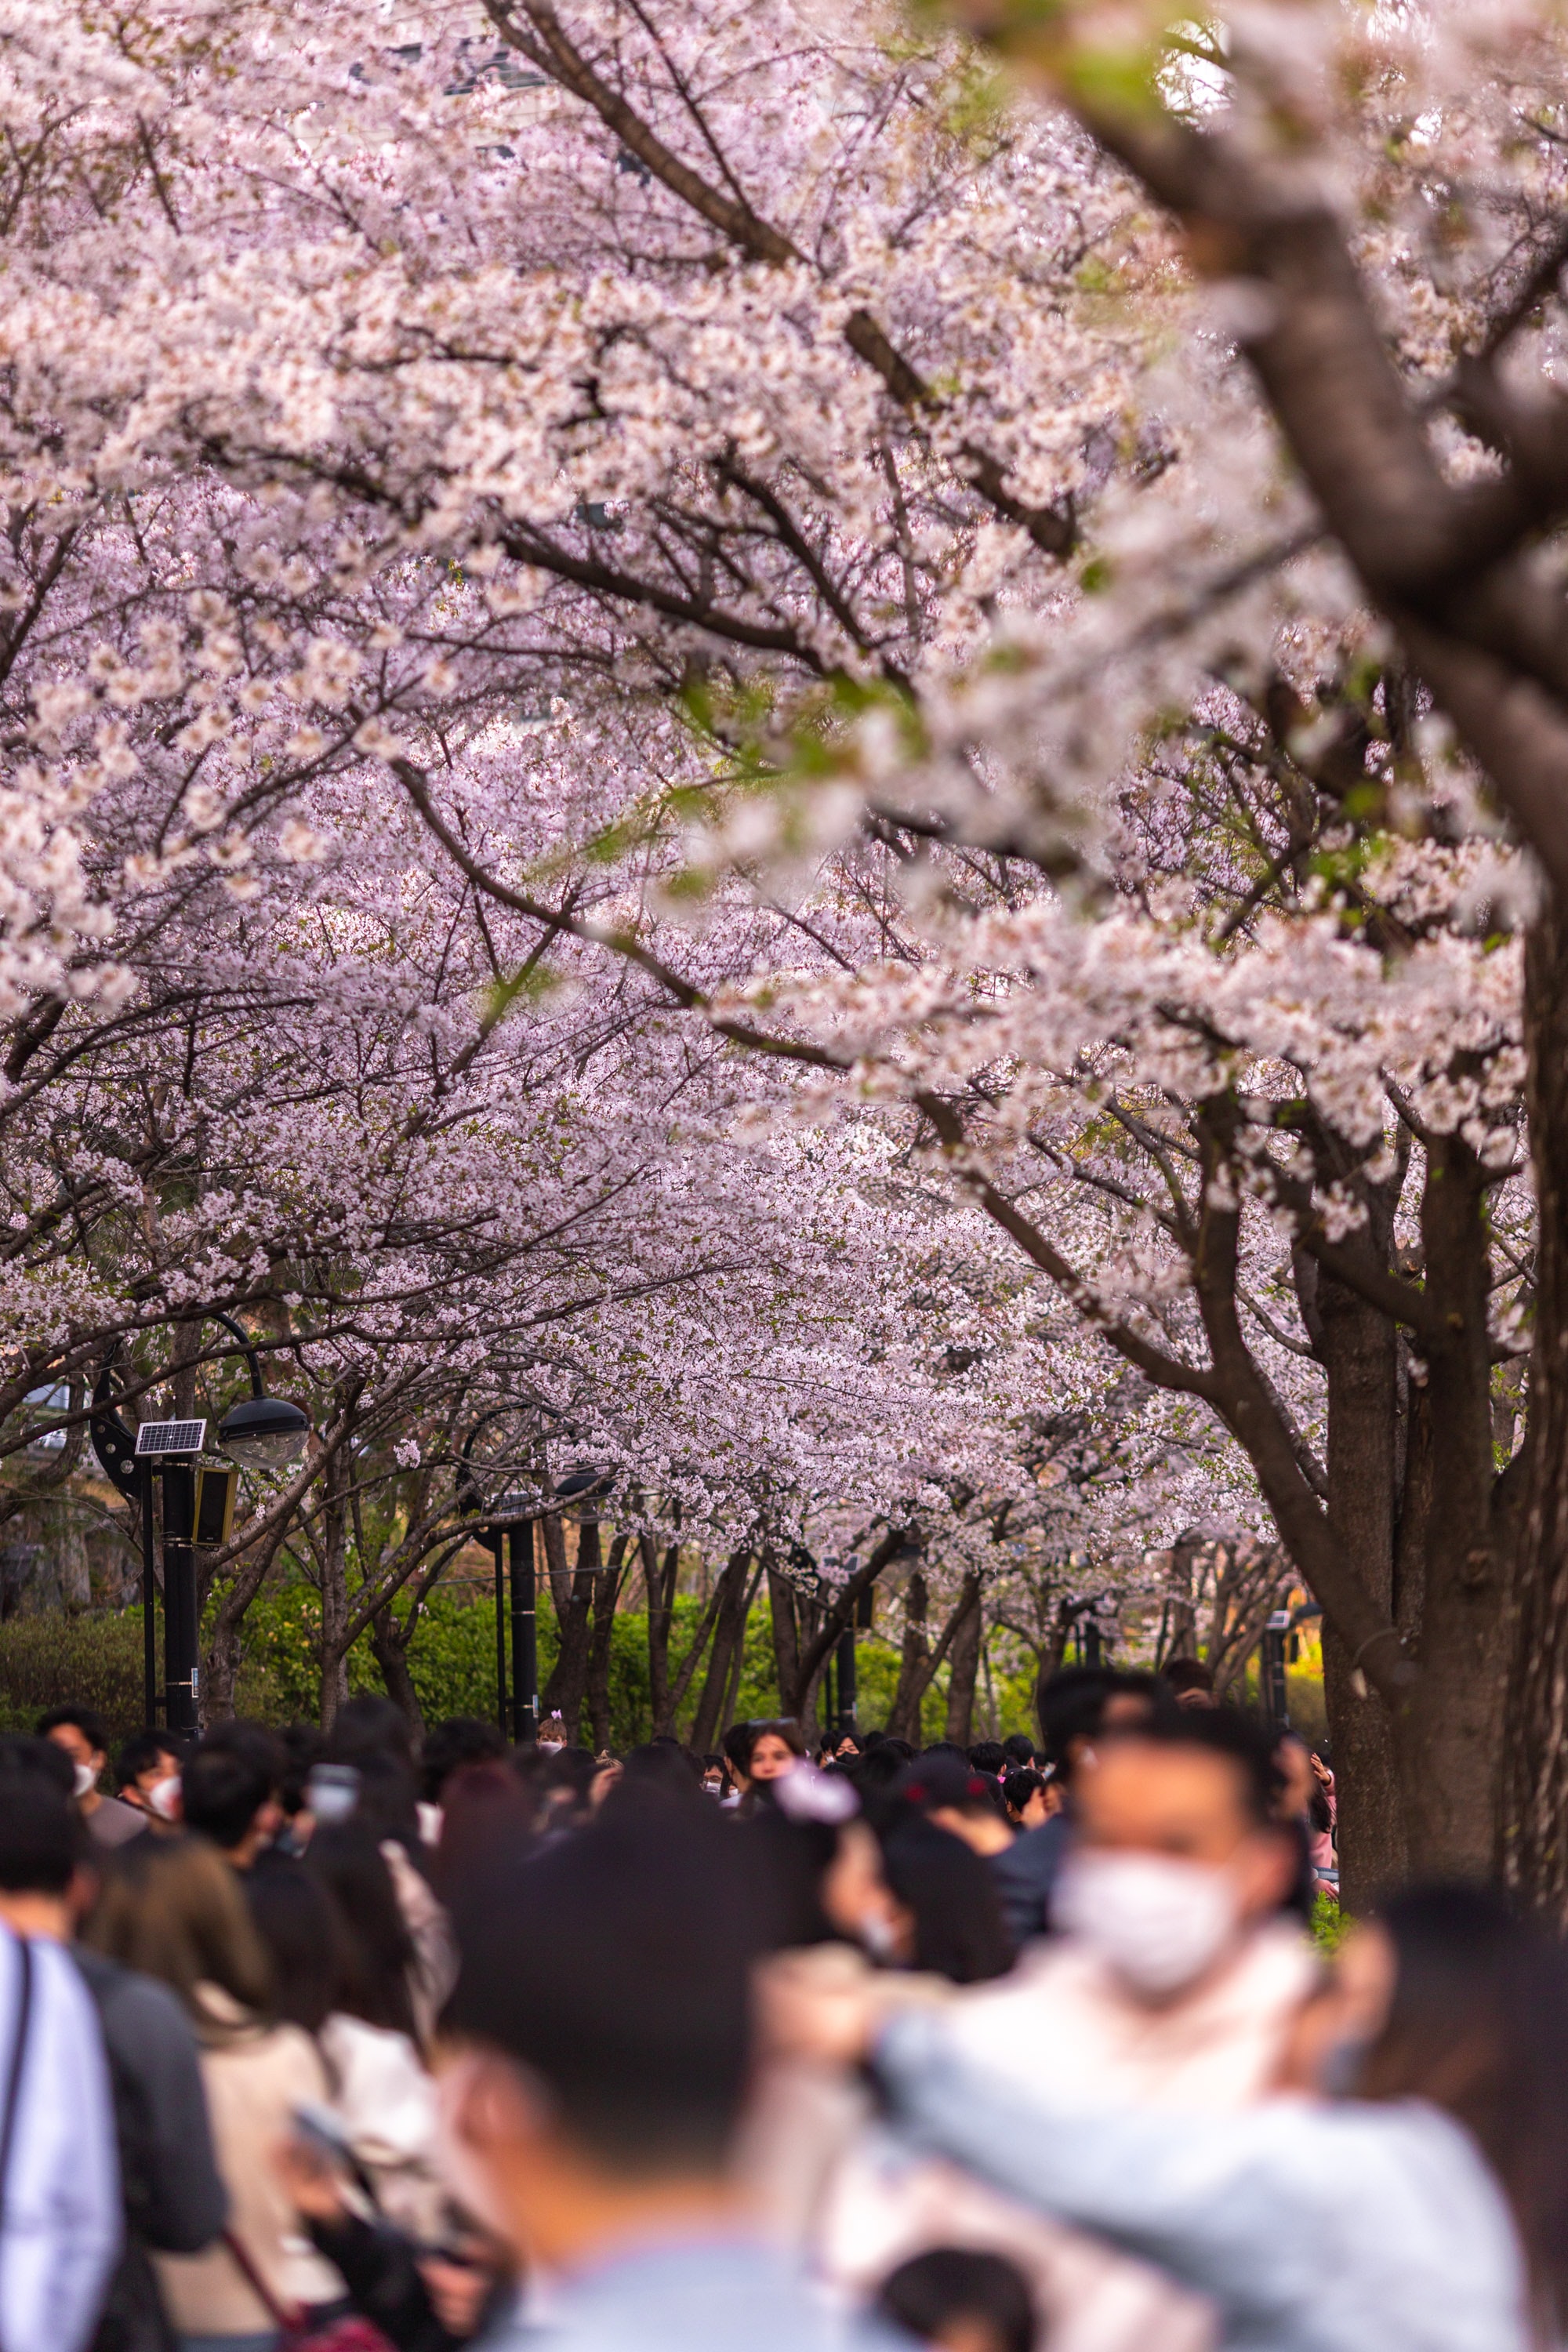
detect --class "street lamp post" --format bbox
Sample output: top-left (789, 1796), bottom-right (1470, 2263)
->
top-left (459, 1407), bottom-right (612, 1741)
top-left (92, 1314), bottom-right (310, 1731)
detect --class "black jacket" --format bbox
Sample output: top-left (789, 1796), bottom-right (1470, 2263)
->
top-left (74, 1947), bottom-right (227, 2352)
top-left (987, 1809), bottom-right (1073, 1947)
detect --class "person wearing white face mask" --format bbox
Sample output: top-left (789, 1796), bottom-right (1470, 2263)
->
top-left (945, 1709), bottom-right (1312, 2113)
top-left (114, 1732), bottom-right (187, 1830)
top-left (38, 1708), bottom-right (147, 1850)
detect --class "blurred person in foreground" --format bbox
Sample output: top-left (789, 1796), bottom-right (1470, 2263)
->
top-left (951, 1709), bottom-right (1312, 2110)
top-left (767, 1878), bottom-right (1563, 2352)
top-left (875, 2248), bottom-right (1034, 2352)
top-left (0, 1758), bottom-right (122, 2352)
top-left (440, 1789), bottom-right (902, 2352)
top-left (0, 1765), bottom-right (223, 2352)
top-left (742, 1762), bottom-right (1212, 2352)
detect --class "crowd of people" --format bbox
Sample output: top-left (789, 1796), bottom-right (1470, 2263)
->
top-left (0, 1661), bottom-right (1554, 2352)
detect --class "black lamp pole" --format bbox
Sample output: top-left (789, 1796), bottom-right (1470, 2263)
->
top-left (93, 1314), bottom-right (310, 1733)
top-left (510, 1521), bottom-right (537, 1744)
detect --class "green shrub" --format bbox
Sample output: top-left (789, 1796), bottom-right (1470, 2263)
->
top-left (0, 1581), bottom-right (1042, 1748)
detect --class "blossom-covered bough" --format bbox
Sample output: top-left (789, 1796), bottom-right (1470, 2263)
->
top-left (2, 0), bottom-right (1564, 1892)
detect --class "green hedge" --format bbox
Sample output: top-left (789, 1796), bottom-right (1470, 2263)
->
top-left (0, 1583), bottom-right (1042, 1748)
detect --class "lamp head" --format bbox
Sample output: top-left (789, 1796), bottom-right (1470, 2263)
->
top-left (217, 1393), bottom-right (311, 1470)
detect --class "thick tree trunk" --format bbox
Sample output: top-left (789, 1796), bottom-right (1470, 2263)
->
top-left (1502, 912), bottom-right (1568, 1911)
top-left (768, 1561), bottom-right (801, 1722)
top-left (1396, 1134), bottom-right (1511, 1879)
top-left (689, 1550), bottom-right (753, 1751)
top-left (888, 1567), bottom-right (933, 1742)
top-left (541, 1516), bottom-right (597, 1742)
top-left (943, 1573), bottom-right (984, 1746)
top-left (369, 1607), bottom-right (426, 1735)
top-left (646, 1531), bottom-right (681, 1736)
top-left (1316, 1265), bottom-right (1407, 1910)
top-left (586, 1536), bottom-right (629, 1752)
top-left (718, 1564), bottom-right (760, 1733)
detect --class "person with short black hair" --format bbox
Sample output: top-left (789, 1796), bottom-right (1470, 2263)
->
top-left (443, 1797), bottom-right (901, 2352)
top-left (38, 1706), bottom-right (146, 1849)
top-left (874, 2248), bottom-right (1035, 2352)
top-left (114, 1731), bottom-right (185, 1828)
top-left (990, 1668), bottom-right (1167, 1945)
top-left (966, 1743), bottom-right (1006, 1780)
top-left (420, 1719), bottom-right (506, 1809)
top-left (1000, 1734), bottom-right (1038, 1773)
top-left (781, 1880), bottom-right (1561, 2352)
top-left (1001, 1770), bottom-right (1056, 1832)
top-left (180, 1725), bottom-right (285, 1869)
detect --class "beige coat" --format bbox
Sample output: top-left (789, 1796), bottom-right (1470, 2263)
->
top-left (154, 1987), bottom-right (343, 2337)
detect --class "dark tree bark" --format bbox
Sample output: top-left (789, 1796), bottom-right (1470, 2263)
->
top-left (586, 1534), bottom-right (630, 1752)
top-left (540, 1515), bottom-right (597, 1742)
top-left (689, 1549), bottom-right (754, 1751)
top-left (887, 1565), bottom-right (930, 1741)
top-left (767, 1558), bottom-right (801, 1718)
top-left (1503, 916), bottom-right (1568, 1907)
top-left (1314, 1255), bottom-right (1407, 1910)
top-left (942, 1573), bottom-right (984, 1746)
top-left (1397, 1134), bottom-right (1512, 1879)
top-left (369, 1606), bottom-right (426, 1736)
top-left (644, 1530), bottom-right (681, 1736)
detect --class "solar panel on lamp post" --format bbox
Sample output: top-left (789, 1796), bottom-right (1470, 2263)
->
top-left (93, 1315), bottom-right (313, 1732)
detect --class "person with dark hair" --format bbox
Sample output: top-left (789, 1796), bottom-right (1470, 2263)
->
top-left (84, 1836), bottom-right (346, 2350)
top-left (889, 1758), bottom-right (1018, 1953)
top-left (874, 2248), bottom-right (1035, 2352)
top-left (420, 1720), bottom-right (506, 1811)
top-left (724, 1720), bottom-right (807, 1809)
top-left (966, 1743), bottom-right (1006, 1781)
top-left (720, 1721), bottom-right (756, 1800)
top-left (304, 1824), bottom-right (421, 2043)
top-left (114, 1733), bottom-right (185, 1829)
top-left (247, 1855), bottom-right (441, 2241)
top-left (1161, 1657), bottom-right (1216, 1709)
top-left (1000, 1734), bottom-right (1038, 1774)
top-left (326, 1695), bottom-right (417, 1773)
top-left (991, 1668), bottom-right (1167, 1946)
top-left (0, 1769), bottom-right (226, 2352)
top-left (615, 1744), bottom-right (703, 1803)
top-left (880, 1818), bottom-right (1014, 1986)
top-left (272, 1723), bottom-right (325, 1846)
top-left (0, 1771), bottom-right (125, 2352)
top-left (181, 1724), bottom-right (286, 1870)
top-left (443, 1796), bottom-right (901, 2352)
top-left (1001, 1772), bottom-right (1056, 1833)
top-left (39, 1706), bottom-right (146, 1849)
top-left (329, 1751), bottom-right (456, 2041)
